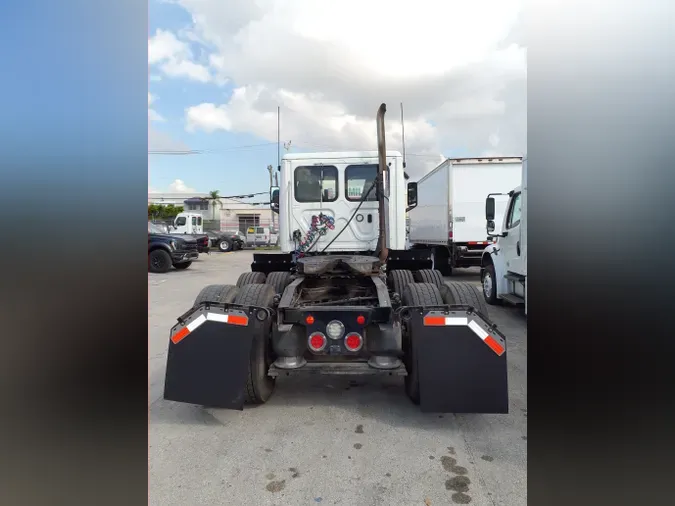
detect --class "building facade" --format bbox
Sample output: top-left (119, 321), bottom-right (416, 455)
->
top-left (148, 192), bottom-right (276, 233)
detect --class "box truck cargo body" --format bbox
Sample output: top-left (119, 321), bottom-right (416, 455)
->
top-left (408, 157), bottom-right (522, 275)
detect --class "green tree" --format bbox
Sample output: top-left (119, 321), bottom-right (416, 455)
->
top-left (208, 190), bottom-right (222, 220)
top-left (148, 204), bottom-right (184, 220)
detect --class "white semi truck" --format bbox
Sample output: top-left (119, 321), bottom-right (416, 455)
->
top-left (408, 157), bottom-right (522, 275)
top-left (163, 104), bottom-right (509, 414)
top-left (481, 155), bottom-right (528, 314)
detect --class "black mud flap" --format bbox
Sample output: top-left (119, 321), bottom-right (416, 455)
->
top-left (409, 308), bottom-right (508, 414)
top-left (163, 304), bottom-right (268, 410)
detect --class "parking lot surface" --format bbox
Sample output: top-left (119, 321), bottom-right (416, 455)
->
top-left (149, 251), bottom-right (527, 506)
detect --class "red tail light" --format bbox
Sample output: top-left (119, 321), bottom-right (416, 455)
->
top-left (344, 333), bottom-right (363, 352)
top-left (308, 332), bottom-right (327, 352)
top-left (448, 231), bottom-right (453, 239)
top-left (356, 315), bottom-right (366, 325)
top-left (305, 315), bottom-right (315, 325)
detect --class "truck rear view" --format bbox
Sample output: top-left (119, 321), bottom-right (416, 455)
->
top-left (409, 158), bottom-right (522, 275)
top-left (162, 104), bottom-right (509, 414)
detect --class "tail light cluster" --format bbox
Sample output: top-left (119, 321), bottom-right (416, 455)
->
top-left (305, 314), bottom-right (365, 353)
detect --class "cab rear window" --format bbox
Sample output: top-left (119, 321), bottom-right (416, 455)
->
top-left (345, 164), bottom-right (378, 201)
top-left (294, 166), bottom-right (338, 203)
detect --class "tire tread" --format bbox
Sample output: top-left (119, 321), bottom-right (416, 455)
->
top-left (233, 284), bottom-right (276, 404)
top-left (236, 271), bottom-right (267, 287)
top-left (441, 281), bottom-right (490, 317)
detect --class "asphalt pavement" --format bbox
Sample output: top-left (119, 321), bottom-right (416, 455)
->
top-left (149, 251), bottom-right (527, 506)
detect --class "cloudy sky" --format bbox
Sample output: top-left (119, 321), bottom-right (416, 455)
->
top-left (148, 0), bottom-right (526, 195)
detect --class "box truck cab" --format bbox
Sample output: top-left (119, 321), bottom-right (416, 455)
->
top-left (481, 156), bottom-right (527, 314)
top-left (171, 212), bottom-right (204, 235)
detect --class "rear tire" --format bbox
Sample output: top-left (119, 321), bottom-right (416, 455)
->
top-left (388, 269), bottom-right (414, 297)
top-left (218, 239), bottom-right (232, 252)
top-left (233, 284), bottom-right (277, 404)
top-left (173, 262), bottom-right (192, 270)
top-left (193, 284), bottom-right (239, 308)
top-left (149, 249), bottom-right (172, 273)
top-left (266, 271), bottom-right (292, 296)
top-left (236, 271), bottom-right (267, 287)
top-left (440, 281), bottom-right (490, 318)
top-left (413, 269), bottom-right (445, 289)
top-left (401, 283), bottom-right (444, 405)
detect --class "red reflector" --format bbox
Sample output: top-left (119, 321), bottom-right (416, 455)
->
top-left (306, 315), bottom-right (315, 325)
top-left (344, 333), bottom-right (363, 352)
top-left (448, 231), bottom-right (453, 239)
top-left (228, 314), bottom-right (249, 326)
top-left (356, 315), bottom-right (366, 325)
top-left (171, 327), bottom-right (190, 344)
top-left (423, 316), bottom-right (446, 326)
top-left (484, 335), bottom-right (505, 356)
top-left (309, 332), bottom-right (326, 351)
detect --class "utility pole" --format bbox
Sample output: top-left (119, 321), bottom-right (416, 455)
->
top-left (267, 164), bottom-right (275, 231)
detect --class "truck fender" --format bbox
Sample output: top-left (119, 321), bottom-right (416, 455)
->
top-left (481, 245), bottom-right (509, 298)
top-left (149, 243), bottom-right (172, 254)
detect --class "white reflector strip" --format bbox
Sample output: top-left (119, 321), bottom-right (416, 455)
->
top-left (206, 313), bottom-right (229, 323)
top-left (445, 317), bottom-right (468, 326)
top-left (468, 320), bottom-right (489, 341)
top-left (186, 314), bottom-right (207, 332)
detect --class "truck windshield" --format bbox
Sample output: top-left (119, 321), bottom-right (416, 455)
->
top-left (148, 223), bottom-right (165, 234)
top-left (294, 166), bottom-right (338, 202)
top-left (345, 164), bottom-right (378, 201)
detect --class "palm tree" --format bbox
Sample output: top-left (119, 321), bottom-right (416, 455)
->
top-left (208, 190), bottom-right (222, 221)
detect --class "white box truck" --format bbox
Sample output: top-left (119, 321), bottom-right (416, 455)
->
top-left (408, 157), bottom-right (522, 275)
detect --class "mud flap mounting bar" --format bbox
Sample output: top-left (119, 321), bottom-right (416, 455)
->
top-left (163, 303), bottom-right (269, 410)
top-left (405, 307), bottom-right (509, 414)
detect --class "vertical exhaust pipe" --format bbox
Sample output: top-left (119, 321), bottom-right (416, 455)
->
top-left (376, 103), bottom-right (389, 264)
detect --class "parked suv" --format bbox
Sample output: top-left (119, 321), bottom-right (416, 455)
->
top-left (148, 222), bottom-right (199, 273)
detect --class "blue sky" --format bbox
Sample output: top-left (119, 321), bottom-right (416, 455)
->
top-left (149, 1), bottom-right (281, 197)
top-left (148, 0), bottom-right (526, 195)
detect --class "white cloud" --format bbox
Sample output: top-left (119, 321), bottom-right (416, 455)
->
top-left (148, 29), bottom-right (212, 83)
top-left (171, 0), bottom-right (527, 177)
top-left (148, 92), bottom-right (165, 122)
top-left (168, 179), bottom-right (197, 193)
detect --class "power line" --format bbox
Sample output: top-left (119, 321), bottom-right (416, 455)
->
top-left (148, 142), bottom-right (277, 155)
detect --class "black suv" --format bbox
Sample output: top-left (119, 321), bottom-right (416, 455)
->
top-left (148, 222), bottom-right (199, 273)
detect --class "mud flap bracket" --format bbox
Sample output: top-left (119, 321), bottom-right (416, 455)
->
top-left (409, 308), bottom-right (508, 414)
top-left (163, 304), bottom-right (267, 410)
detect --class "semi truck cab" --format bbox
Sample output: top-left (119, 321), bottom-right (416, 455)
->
top-left (271, 151), bottom-right (408, 255)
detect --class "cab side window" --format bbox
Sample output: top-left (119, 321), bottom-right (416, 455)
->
top-left (175, 217), bottom-right (187, 227)
top-left (506, 193), bottom-right (522, 229)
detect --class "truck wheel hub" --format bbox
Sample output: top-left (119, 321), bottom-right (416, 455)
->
top-left (483, 272), bottom-right (493, 295)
